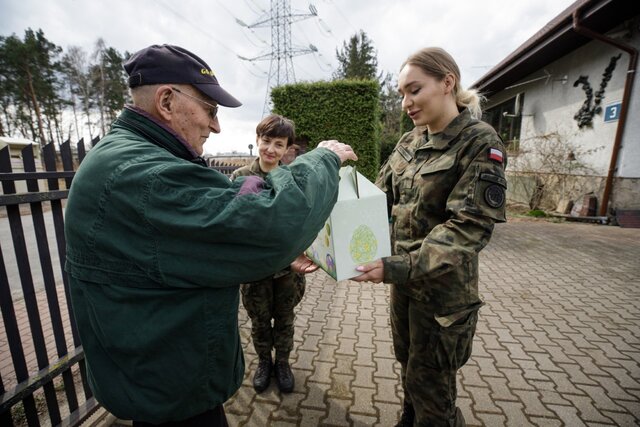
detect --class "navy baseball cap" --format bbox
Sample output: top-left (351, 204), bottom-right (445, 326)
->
top-left (124, 44), bottom-right (242, 108)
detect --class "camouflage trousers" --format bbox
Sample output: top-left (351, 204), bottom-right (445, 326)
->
top-left (241, 271), bottom-right (306, 360)
top-left (390, 284), bottom-right (480, 427)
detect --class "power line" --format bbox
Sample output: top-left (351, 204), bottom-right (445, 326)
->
top-left (240, 60), bottom-right (268, 79)
top-left (312, 51), bottom-right (333, 73)
top-left (215, 0), bottom-right (270, 47)
top-left (244, 0), bottom-right (267, 15)
top-left (238, 0), bottom-right (318, 115)
top-left (240, 26), bottom-right (270, 48)
top-left (214, 0), bottom-right (236, 18)
top-left (293, 20), bottom-right (333, 76)
top-left (156, 0), bottom-right (237, 56)
top-left (314, 18), bottom-right (335, 39)
top-left (323, 0), bottom-right (357, 33)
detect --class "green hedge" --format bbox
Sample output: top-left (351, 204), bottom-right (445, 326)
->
top-left (271, 80), bottom-right (380, 181)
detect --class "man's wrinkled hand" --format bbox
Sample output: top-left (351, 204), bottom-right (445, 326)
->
top-left (291, 253), bottom-right (320, 274)
top-left (318, 140), bottom-right (358, 164)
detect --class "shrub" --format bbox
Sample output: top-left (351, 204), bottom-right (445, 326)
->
top-left (271, 80), bottom-right (380, 181)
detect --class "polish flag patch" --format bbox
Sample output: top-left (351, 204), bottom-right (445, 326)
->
top-left (488, 148), bottom-right (504, 163)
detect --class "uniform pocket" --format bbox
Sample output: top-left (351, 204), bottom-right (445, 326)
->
top-left (419, 154), bottom-right (455, 175)
top-left (428, 304), bottom-right (480, 371)
top-left (418, 155), bottom-right (456, 201)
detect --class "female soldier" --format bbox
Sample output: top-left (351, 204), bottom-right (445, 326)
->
top-left (353, 47), bottom-right (507, 426)
top-left (231, 114), bottom-right (306, 394)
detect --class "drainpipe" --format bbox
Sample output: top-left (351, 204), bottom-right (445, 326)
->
top-left (573, 3), bottom-right (638, 218)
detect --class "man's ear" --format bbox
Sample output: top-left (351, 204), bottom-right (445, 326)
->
top-left (156, 86), bottom-right (174, 121)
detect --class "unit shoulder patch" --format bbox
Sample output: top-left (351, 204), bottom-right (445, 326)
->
top-left (484, 184), bottom-right (505, 208)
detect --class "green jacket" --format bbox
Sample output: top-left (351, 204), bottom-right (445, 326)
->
top-left (64, 107), bottom-right (340, 423)
top-left (377, 109), bottom-right (507, 312)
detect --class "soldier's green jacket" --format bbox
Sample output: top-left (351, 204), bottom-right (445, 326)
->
top-left (64, 107), bottom-right (341, 423)
top-left (377, 109), bottom-right (507, 312)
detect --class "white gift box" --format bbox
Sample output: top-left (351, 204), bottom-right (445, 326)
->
top-left (305, 166), bottom-right (391, 281)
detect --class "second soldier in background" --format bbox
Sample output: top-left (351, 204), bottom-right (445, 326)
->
top-left (231, 114), bottom-right (306, 394)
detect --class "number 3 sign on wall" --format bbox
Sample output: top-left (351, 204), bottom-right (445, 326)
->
top-left (604, 101), bottom-right (622, 123)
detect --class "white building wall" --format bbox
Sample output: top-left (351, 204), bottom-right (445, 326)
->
top-left (486, 20), bottom-right (640, 179)
top-left (617, 28), bottom-right (640, 178)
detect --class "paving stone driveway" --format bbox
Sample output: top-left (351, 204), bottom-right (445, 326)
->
top-left (224, 220), bottom-right (640, 426)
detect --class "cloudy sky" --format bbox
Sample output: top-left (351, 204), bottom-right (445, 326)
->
top-left (2, 0), bottom-right (576, 155)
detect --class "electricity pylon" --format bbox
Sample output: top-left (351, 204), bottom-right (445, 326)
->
top-left (238, 1), bottom-right (318, 115)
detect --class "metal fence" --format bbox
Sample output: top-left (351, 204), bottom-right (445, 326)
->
top-left (0, 139), bottom-right (99, 427)
top-left (209, 159), bottom-right (241, 177)
top-left (0, 137), bottom-right (242, 426)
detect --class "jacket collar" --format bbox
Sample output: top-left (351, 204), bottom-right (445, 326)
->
top-left (249, 157), bottom-right (266, 177)
top-left (249, 156), bottom-right (281, 178)
top-left (421, 108), bottom-right (472, 151)
top-left (115, 106), bottom-right (204, 163)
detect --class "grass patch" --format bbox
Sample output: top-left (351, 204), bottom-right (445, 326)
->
top-left (526, 209), bottom-right (548, 218)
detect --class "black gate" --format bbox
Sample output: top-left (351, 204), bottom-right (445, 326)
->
top-left (0, 138), bottom-right (99, 426)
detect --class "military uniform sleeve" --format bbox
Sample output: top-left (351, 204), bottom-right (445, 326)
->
top-left (144, 148), bottom-right (341, 287)
top-left (383, 135), bottom-right (507, 285)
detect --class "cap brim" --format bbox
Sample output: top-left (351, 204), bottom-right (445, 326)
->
top-left (194, 84), bottom-right (242, 108)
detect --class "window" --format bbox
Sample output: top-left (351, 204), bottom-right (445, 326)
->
top-left (483, 94), bottom-right (524, 154)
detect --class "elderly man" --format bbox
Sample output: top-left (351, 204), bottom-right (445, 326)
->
top-left (64, 44), bottom-right (356, 426)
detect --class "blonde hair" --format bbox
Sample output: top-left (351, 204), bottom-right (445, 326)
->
top-left (402, 47), bottom-right (483, 119)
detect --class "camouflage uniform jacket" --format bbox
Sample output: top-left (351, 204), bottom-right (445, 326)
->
top-left (377, 108), bottom-right (507, 312)
top-left (230, 157), bottom-right (266, 181)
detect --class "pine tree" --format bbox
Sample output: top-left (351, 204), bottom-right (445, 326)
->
top-left (1, 30), bottom-right (128, 144)
top-left (0, 29), bottom-right (64, 145)
top-left (333, 30), bottom-right (379, 81)
top-left (333, 31), bottom-right (408, 165)
top-left (96, 45), bottom-right (129, 128)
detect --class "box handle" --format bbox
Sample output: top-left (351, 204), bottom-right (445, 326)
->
top-left (349, 166), bottom-right (360, 199)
